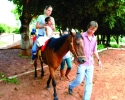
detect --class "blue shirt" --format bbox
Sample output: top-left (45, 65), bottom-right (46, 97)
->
top-left (37, 15), bottom-right (46, 36)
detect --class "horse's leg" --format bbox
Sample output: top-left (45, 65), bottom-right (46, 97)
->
top-left (49, 67), bottom-right (58, 100)
top-left (46, 75), bottom-right (51, 90)
top-left (40, 61), bottom-right (44, 77)
top-left (52, 79), bottom-right (58, 100)
top-left (34, 57), bottom-right (38, 78)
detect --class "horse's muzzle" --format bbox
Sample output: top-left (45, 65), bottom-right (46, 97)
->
top-left (77, 57), bottom-right (86, 64)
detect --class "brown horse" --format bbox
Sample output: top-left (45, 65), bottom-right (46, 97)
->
top-left (33, 31), bottom-right (85, 100)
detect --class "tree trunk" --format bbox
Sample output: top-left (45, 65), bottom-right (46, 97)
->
top-left (97, 35), bottom-right (100, 44)
top-left (114, 35), bottom-right (119, 44)
top-left (19, 0), bottom-right (32, 56)
top-left (19, 23), bottom-right (31, 56)
top-left (102, 35), bottom-right (105, 44)
top-left (106, 34), bottom-right (110, 46)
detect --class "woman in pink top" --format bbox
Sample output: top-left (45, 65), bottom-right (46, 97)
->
top-left (68, 21), bottom-right (102, 100)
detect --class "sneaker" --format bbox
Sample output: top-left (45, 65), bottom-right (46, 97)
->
top-left (68, 86), bottom-right (73, 95)
top-left (30, 60), bottom-right (34, 65)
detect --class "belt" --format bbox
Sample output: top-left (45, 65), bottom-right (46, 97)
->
top-left (38, 34), bottom-right (44, 36)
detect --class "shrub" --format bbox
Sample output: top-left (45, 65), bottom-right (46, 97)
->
top-left (97, 44), bottom-right (105, 50)
top-left (0, 25), bottom-right (5, 33)
top-left (12, 27), bottom-right (20, 34)
top-left (110, 37), bottom-right (116, 42)
top-left (110, 44), bottom-right (120, 48)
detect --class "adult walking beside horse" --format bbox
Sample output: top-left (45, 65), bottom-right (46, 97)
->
top-left (33, 29), bottom-right (85, 100)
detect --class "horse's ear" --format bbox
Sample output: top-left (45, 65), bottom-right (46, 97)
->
top-left (70, 29), bottom-right (76, 36)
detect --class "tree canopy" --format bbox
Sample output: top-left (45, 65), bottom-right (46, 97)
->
top-left (9, 0), bottom-right (125, 33)
top-left (8, 0), bottom-right (125, 55)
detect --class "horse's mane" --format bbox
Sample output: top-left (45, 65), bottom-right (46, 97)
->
top-left (47, 34), bottom-right (70, 52)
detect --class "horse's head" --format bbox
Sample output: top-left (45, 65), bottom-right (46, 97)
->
top-left (69, 30), bottom-right (85, 64)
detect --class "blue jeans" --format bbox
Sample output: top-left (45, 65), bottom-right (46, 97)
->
top-left (60, 57), bottom-right (72, 70)
top-left (31, 35), bottom-right (43, 60)
top-left (69, 64), bottom-right (94, 100)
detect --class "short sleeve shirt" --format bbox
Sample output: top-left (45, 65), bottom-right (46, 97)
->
top-left (37, 15), bottom-right (46, 36)
top-left (82, 32), bottom-right (97, 66)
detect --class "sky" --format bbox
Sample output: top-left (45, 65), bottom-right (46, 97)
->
top-left (0, 0), bottom-right (17, 27)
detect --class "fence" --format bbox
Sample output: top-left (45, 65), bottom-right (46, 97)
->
top-left (0, 34), bottom-right (21, 43)
top-left (0, 32), bottom-right (60, 44)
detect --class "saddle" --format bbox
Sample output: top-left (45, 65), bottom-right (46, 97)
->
top-left (38, 39), bottom-right (50, 62)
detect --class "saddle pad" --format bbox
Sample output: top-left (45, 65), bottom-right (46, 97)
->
top-left (36, 37), bottom-right (49, 47)
top-left (41, 39), bottom-right (49, 51)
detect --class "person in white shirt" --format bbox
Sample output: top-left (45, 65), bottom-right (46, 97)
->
top-left (60, 30), bottom-right (73, 80)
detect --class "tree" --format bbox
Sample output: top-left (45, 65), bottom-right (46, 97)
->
top-left (8, 0), bottom-right (48, 56)
top-left (9, 0), bottom-right (125, 54)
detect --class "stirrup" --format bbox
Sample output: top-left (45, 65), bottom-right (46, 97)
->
top-left (38, 50), bottom-right (44, 62)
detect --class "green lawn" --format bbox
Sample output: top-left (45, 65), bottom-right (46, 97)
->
top-left (0, 41), bottom-right (8, 46)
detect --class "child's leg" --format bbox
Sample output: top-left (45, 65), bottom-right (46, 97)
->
top-left (31, 41), bottom-right (38, 60)
top-left (65, 57), bottom-right (72, 79)
top-left (60, 59), bottom-right (66, 80)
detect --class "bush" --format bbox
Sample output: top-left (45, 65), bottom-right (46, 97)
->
top-left (110, 44), bottom-right (120, 48)
top-left (0, 25), bottom-right (5, 33)
top-left (0, 23), bottom-right (20, 34)
top-left (97, 44), bottom-right (105, 50)
top-left (12, 27), bottom-right (20, 34)
top-left (110, 37), bottom-right (116, 42)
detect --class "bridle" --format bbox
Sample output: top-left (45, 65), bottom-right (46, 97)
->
top-left (70, 35), bottom-right (86, 64)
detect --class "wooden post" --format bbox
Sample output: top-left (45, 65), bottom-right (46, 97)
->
top-left (13, 34), bottom-right (14, 42)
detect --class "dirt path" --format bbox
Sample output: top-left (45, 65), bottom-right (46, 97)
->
top-left (0, 49), bottom-right (125, 100)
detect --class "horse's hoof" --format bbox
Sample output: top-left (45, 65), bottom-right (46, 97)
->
top-left (46, 86), bottom-right (50, 90)
top-left (54, 97), bottom-right (58, 100)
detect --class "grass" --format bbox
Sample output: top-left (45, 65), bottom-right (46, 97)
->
top-left (110, 44), bottom-right (120, 48)
top-left (18, 54), bottom-right (31, 59)
top-left (0, 41), bottom-right (8, 46)
top-left (0, 72), bottom-right (19, 84)
top-left (97, 43), bottom-right (122, 50)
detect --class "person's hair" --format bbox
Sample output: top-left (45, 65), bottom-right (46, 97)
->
top-left (87, 21), bottom-right (98, 28)
top-left (44, 5), bottom-right (53, 14)
top-left (45, 16), bottom-right (51, 23)
top-left (45, 5), bottom-right (52, 10)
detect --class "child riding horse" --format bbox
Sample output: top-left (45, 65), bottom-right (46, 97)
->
top-left (33, 31), bottom-right (85, 100)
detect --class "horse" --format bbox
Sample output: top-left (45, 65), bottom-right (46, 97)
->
top-left (33, 31), bottom-right (85, 100)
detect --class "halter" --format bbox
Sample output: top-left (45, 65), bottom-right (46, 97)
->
top-left (70, 35), bottom-right (86, 64)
